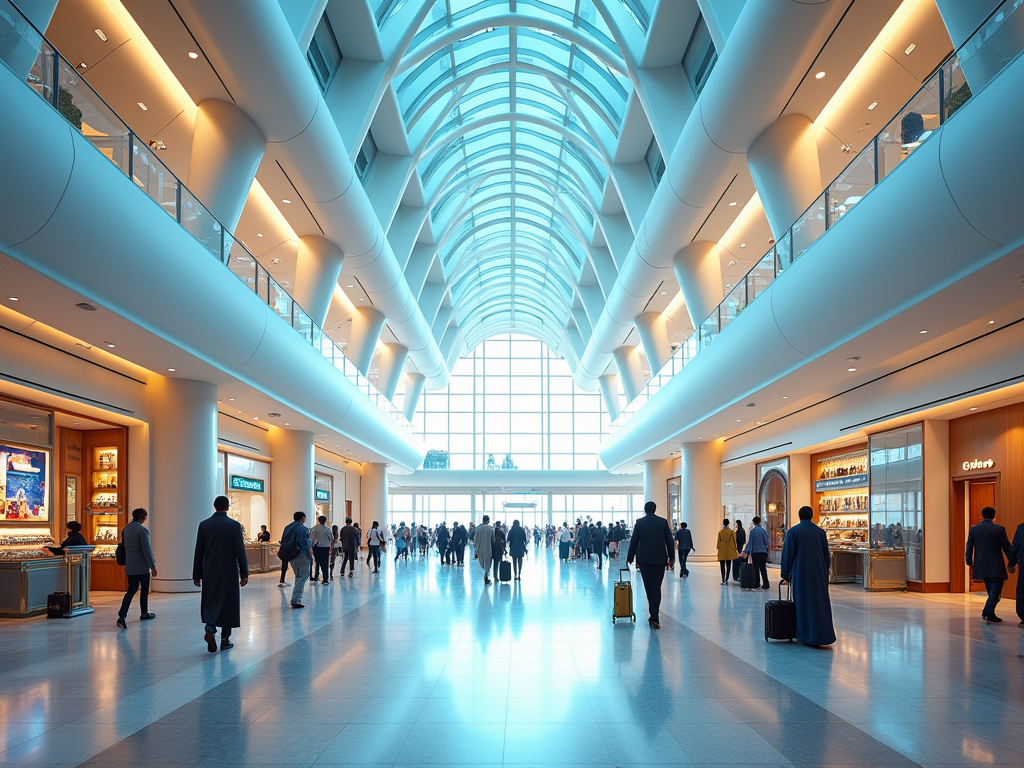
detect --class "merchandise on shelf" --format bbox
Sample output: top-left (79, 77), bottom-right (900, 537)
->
top-left (0, 531), bottom-right (57, 560)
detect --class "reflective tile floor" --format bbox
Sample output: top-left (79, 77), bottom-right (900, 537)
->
top-left (1, 550), bottom-right (1023, 767)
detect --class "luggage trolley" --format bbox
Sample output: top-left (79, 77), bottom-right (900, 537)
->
top-left (612, 568), bottom-right (636, 624)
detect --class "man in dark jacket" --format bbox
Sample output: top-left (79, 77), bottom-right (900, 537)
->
top-left (966, 506), bottom-right (1014, 623)
top-left (339, 517), bottom-right (359, 577)
top-left (437, 523), bottom-right (451, 564)
top-left (626, 501), bottom-right (674, 629)
top-left (192, 496), bottom-right (248, 652)
top-left (674, 522), bottom-right (694, 578)
top-left (592, 522), bottom-right (606, 570)
top-left (451, 521), bottom-right (467, 566)
top-left (117, 508), bottom-right (157, 628)
top-left (1008, 521), bottom-right (1024, 627)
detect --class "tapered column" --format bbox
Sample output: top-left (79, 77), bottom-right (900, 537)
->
top-left (376, 343), bottom-right (408, 401)
top-left (934, 0), bottom-right (1022, 90)
top-left (402, 372), bottom-right (426, 421)
top-left (612, 345), bottom-right (646, 402)
top-left (187, 99), bottom-right (265, 233)
top-left (268, 428), bottom-right (314, 536)
top-left (746, 113), bottom-right (822, 239)
top-left (680, 440), bottom-right (723, 559)
top-left (149, 377), bottom-right (217, 593)
top-left (361, 462), bottom-right (388, 531)
top-left (635, 312), bottom-right (672, 372)
top-left (293, 235), bottom-right (344, 327)
top-left (597, 373), bottom-right (623, 420)
top-left (347, 306), bottom-right (386, 376)
top-left (643, 458), bottom-right (676, 522)
top-left (4, 0), bottom-right (59, 78)
top-left (673, 241), bottom-right (723, 328)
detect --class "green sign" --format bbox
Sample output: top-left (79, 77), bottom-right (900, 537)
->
top-left (315, 488), bottom-right (330, 502)
top-left (230, 475), bottom-right (264, 493)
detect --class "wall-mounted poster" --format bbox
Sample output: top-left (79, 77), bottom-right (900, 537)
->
top-left (0, 444), bottom-right (49, 522)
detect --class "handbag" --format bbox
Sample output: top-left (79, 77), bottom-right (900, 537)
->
top-left (115, 527), bottom-right (126, 566)
top-left (277, 530), bottom-right (299, 562)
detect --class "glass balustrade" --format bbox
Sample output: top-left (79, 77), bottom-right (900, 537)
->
top-left (610, 0), bottom-right (1023, 431)
top-left (0, 0), bottom-right (416, 435)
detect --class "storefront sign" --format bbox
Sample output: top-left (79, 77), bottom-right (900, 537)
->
top-left (962, 459), bottom-right (995, 471)
top-left (814, 473), bottom-right (868, 492)
top-left (315, 488), bottom-right (330, 502)
top-left (230, 475), bottom-right (264, 493)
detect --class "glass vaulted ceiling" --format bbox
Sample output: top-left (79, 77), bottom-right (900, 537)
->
top-left (392, 0), bottom-right (631, 351)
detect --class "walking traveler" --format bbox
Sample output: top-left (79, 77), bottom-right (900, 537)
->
top-left (780, 506), bottom-right (837, 647)
top-left (716, 519), bottom-right (738, 585)
top-left (966, 505), bottom-right (1015, 623)
top-left (394, 522), bottom-right (409, 562)
top-left (339, 517), bottom-right (359, 577)
top-left (492, 521), bottom-right (506, 581)
top-left (280, 511), bottom-right (312, 609)
top-left (507, 519), bottom-right (527, 580)
top-left (277, 521), bottom-right (291, 588)
top-left (592, 522), bottom-right (606, 569)
top-left (192, 496), bottom-right (249, 651)
top-left (329, 525), bottom-right (340, 580)
top-left (437, 522), bottom-right (451, 564)
top-left (474, 515), bottom-right (495, 585)
top-left (451, 521), bottom-right (467, 566)
top-left (1009, 520), bottom-right (1024, 626)
top-left (116, 508), bottom-right (157, 628)
top-left (558, 523), bottom-right (572, 561)
top-left (366, 521), bottom-right (384, 572)
top-left (742, 516), bottom-right (771, 590)
top-left (732, 520), bottom-right (746, 583)
top-left (674, 522), bottom-right (694, 578)
top-left (310, 515), bottom-right (332, 584)
top-left (608, 522), bottom-right (624, 559)
top-left (626, 501), bottom-right (674, 629)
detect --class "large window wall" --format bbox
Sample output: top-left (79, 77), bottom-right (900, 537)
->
top-left (389, 491), bottom-right (643, 529)
top-left (410, 334), bottom-right (613, 470)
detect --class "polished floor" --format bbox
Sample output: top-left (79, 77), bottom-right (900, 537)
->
top-left (1, 548), bottom-right (1022, 767)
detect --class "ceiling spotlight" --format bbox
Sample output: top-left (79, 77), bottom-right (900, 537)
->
top-left (105, 342), bottom-right (115, 348)
top-left (188, 51), bottom-right (199, 59)
top-left (746, 402), bottom-right (755, 407)
top-left (94, 28), bottom-right (107, 41)
top-left (228, 398), bottom-right (234, 401)
top-left (138, 102), bottom-right (148, 111)
top-left (867, 101), bottom-right (878, 111)
top-left (272, 258), bottom-right (281, 264)
top-left (988, 320), bottom-right (995, 324)
top-left (904, 43), bottom-right (916, 55)
top-left (167, 367), bottom-right (176, 372)
top-left (729, 260), bottom-right (737, 266)
top-left (728, 201), bottom-right (737, 207)
top-left (660, 291), bottom-right (666, 295)
top-left (358, 297), bottom-right (364, 301)
top-left (6, 296), bottom-right (18, 301)
top-left (847, 357), bottom-right (860, 362)
top-left (253, 416), bottom-right (259, 421)
top-left (256, 232), bottom-right (263, 237)
top-left (285, 422), bottom-right (290, 426)
top-left (736, 419), bottom-right (741, 422)
top-left (847, 367), bottom-right (857, 372)
top-left (78, 61), bottom-right (87, 69)
top-left (782, 396), bottom-right (788, 399)
top-left (919, 329), bottom-right (928, 334)
top-left (268, 412), bottom-right (281, 418)
top-left (281, 199), bottom-right (291, 204)
top-left (725, 283), bottom-right (732, 288)
top-left (969, 407), bottom-right (977, 411)
top-left (73, 422), bottom-right (80, 426)
top-left (76, 302), bottom-right (97, 311)
top-left (347, 284), bottom-right (354, 288)
top-left (815, 71), bottom-right (826, 79)
top-left (739, 243), bottom-right (746, 249)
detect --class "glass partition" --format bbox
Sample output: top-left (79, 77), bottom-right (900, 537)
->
top-left (869, 425), bottom-right (923, 582)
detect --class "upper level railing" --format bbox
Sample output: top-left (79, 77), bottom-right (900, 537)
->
top-left (0, 0), bottom-right (416, 435)
top-left (610, 0), bottom-right (1024, 432)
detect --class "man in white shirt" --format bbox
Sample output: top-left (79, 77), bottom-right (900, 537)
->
top-left (310, 516), bottom-right (333, 584)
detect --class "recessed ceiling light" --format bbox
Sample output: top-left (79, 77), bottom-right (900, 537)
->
top-left (847, 357), bottom-right (860, 362)
top-left (660, 291), bottom-right (666, 295)
top-left (167, 367), bottom-right (176, 372)
top-left (73, 422), bottom-right (79, 426)
top-left (256, 232), bottom-right (263, 238)
top-left (105, 342), bottom-right (115, 348)
top-left (78, 62), bottom-right (87, 69)
top-left (253, 416), bottom-right (259, 420)
top-left (904, 43), bottom-right (916, 55)
top-left (76, 302), bottom-right (97, 311)
top-left (919, 329), bottom-right (928, 334)
top-left (988, 320), bottom-right (995, 324)
top-left (867, 101), bottom-right (878, 111)
top-left (347, 284), bottom-right (354, 288)
top-left (728, 201), bottom-right (737, 207)
top-left (725, 283), bottom-right (732, 288)
top-left (7, 296), bottom-right (17, 301)
top-left (285, 422), bottom-right (290, 426)
top-left (358, 297), bottom-right (364, 301)
top-left (815, 71), bottom-right (825, 79)
top-left (728, 260), bottom-right (737, 266)
top-left (969, 407), bottom-right (978, 411)
top-left (188, 51), bottom-right (199, 59)
top-left (847, 367), bottom-right (857, 372)
top-left (228, 398), bottom-right (234, 401)
top-left (782, 396), bottom-right (788, 399)
top-left (94, 28), bottom-right (107, 41)
top-left (281, 199), bottom-right (291, 204)
top-left (736, 419), bottom-right (741, 422)
top-left (138, 102), bottom-right (148, 111)
top-left (739, 243), bottom-right (746, 249)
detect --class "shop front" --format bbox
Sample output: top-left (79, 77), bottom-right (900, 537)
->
top-left (217, 451), bottom-right (274, 572)
top-left (755, 458), bottom-right (788, 565)
top-left (315, 472), bottom-right (333, 523)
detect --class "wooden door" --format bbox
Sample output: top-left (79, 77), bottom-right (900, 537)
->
top-left (967, 480), bottom-right (996, 592)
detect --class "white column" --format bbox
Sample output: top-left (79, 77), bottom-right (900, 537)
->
top-left (680, 440), bottom-right (723, 560)
top-left (5, 0), bottom-right (59, 78)
top-left (187, 99), bottom-right (266, 234)
top-left (347, 306), bottom-right (386, 376)
top-left (643, 458), bottom-right (676, 521)
top-left (788, 454), bottom-right (812, 528)
top-left (934, 0), bottom-right (1020, 90)
top-left (268, 428), bottom-right (314, 535)
top-left (361, 462), bottom-right (388, 531)
top-left (293, 235), bottom-right (344, 328)
top-left (149, 377), bottom-right (217, 593)
top-left (922, 420), bottom-right (950, 585)
top-left (597, 373), bottom-right (623, 420)
top-left (673, 241), bottom-right (723, 328)
top-left (376, 343), bottom-right (409, 401)
top-left (402, 372), bottom-right (426, 421)
top-left (612, 345), bottom-right (646, 402)
top-left (634, 311), bottom-right (672, 373)
top-left (746, 113), bottom-right (822, 239)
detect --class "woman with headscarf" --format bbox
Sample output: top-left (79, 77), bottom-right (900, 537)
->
top-left (716, 518), bottom-right (738, 585)
top-left (507, 519), bottom-right (528, 580)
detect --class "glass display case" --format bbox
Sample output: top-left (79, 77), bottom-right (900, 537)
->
top-left (0, 530), bottom-right (56, 560)
top-left (815, 450), bottom-right (869, 551)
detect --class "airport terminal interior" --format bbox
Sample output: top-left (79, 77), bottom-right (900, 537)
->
top-left (1, 0), bottom-right (1023, 764)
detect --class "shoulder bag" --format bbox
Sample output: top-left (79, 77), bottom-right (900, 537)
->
top-left (277, 529), bottom-right (299, 562)
top-left (115, 526), bottom-right (127, 566)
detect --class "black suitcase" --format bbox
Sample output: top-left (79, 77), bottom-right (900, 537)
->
top-left (764, 584), bottom-right (797, 642)
top-left (739, 561), bottom-right (757, 589)
top-left (499, 558), bottom-right (512, 582)
top-left (47, 592), bottom-right (71, 619)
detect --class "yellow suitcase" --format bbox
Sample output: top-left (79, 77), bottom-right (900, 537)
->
top-left (612, 568), bottom-right (636, 624)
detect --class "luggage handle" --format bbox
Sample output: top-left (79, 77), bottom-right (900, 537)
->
top-left (618, 568), bottom-right (631, 582)
top-left (778, 582), bottom-right (792, 602)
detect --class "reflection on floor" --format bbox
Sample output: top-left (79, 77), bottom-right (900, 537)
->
top-left (0, 549), bottom-right (1022, 767)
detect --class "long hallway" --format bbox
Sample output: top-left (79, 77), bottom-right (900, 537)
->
top-left (1, 549), bottom-right (1022, 767)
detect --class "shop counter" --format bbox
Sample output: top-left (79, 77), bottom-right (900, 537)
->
top-left (0, 545), bottom-right (95, 617)
top-left (244, 543), bottom-right (279, 573)
top-left (864, 548), bottom-right (907, 591)
top-left (830, 548), bottom-right (866, 584)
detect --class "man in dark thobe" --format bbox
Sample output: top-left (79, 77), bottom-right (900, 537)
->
top-left (626, 501), bottom-right (674, 629)
top-left (966, 505), bottom-right (1014, 623)
top-left (193, 496), bottom-right (248, 652)
top-left (1008, 520), bottom-right (1024, 627)
top-left (780, 506), bottom-right (836, 647)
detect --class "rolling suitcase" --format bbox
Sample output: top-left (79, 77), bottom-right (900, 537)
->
top-left (612, 568), bottom-right (635, 624)
top-left (764, 583), bottom-right (797, 642)
top-left (499, 558), bottom-right (512, 583)
top-left (739, 561), bottom-right (757, 589)
top-left (47, 592), bottom-right (71, 619)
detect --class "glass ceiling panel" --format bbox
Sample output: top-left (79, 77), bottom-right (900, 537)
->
top-left (393, 0), bottom-right (632, 346)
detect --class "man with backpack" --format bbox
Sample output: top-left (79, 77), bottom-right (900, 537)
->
top-left (279, 511), bottom-right (311, 609)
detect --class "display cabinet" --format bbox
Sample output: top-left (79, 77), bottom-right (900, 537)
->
top-left (84, 430), bottom-right (127, 590)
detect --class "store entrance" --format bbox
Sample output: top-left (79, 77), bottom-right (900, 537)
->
top-left (758, 470), bottom-right (787, 565)
top-left (967, 478), bottom-right (996, 593)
